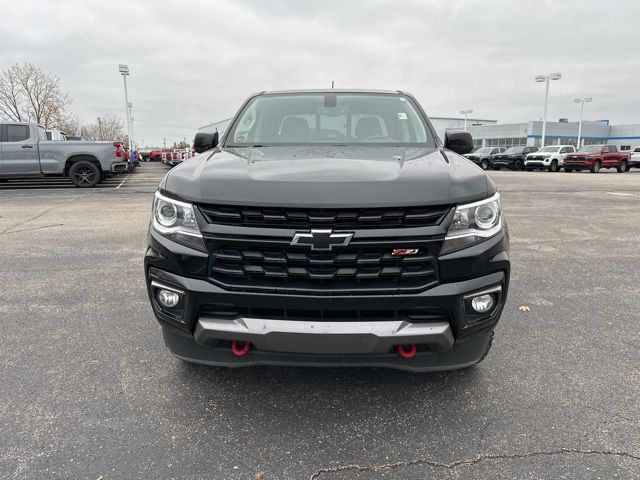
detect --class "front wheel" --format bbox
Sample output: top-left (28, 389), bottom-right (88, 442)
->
top-left (480, 159), bottom-right (489, 170)
top-left (514, 160), bottom-right (523, 171)
top-left (493, 166), bottom-right (501, 171)
top-left (590, 160), bottom-right (601, 173)
top-left (565, 169), bottom-right (573, 173)
top-left (69, 161), bottom-right (101, 188)
top-left (617, 160), bottom-right (627, 173)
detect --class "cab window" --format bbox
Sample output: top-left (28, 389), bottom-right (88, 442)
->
top-left (7, 124), bottom-right (30, 142)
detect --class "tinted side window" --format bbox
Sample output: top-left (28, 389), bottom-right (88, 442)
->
top-left (7, 125), bottom-right (30, 142)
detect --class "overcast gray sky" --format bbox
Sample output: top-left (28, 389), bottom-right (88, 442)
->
top-left (2, 0), bottom-right (639, 146)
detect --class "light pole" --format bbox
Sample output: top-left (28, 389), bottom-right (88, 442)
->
top-left (573, 97), bottom-right (592, 149)
top-left (97, 117), bottom-right (102, 140)
top-left (128, 102), bottom-right (134, 149)
top-left (459, 109), bottom-right (473, 131)
top-left (535, 72), bottom-right (562, 147)
top-left (118, 64), bottom-right (131, 147)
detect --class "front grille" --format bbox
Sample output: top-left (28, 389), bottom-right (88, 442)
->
top-left (528, 156), bottom-right (543, 160)
top-left (208, 239), bottom-right (439, 294)
top-left (198, 204), bottom-right (450, 229)
top-left (199, 304), bottom-right (449, 323)
top-left (567, 156), bottom-right (585, 161)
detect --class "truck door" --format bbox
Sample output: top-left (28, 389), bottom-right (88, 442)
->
top-left (2, 124), bottom-right (40, 175)
top-left (603, 146), bottom-right (616, 167)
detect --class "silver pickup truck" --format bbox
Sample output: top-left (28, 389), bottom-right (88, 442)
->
top-left (0, 122), bottom-right (128, 187)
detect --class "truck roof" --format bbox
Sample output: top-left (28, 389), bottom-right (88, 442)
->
top-left (261, 88), bottom-right (404, 95)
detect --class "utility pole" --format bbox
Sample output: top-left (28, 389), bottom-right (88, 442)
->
top-left (163, 137), bottom-right (166, 148)
top-left (97, 117), bottom-right (102, 140)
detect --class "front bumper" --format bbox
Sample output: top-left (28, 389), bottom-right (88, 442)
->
top-left (563, 161), bottom-right (592, 170)
top-left (145, 225), bottom-right (509, 371)
top-left (492, 160), bottom-right (513, 168)
top-left (163, 323), bottom-right (494, 372)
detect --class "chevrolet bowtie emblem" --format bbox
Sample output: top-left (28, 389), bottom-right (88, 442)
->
top-left (291, 229), bottom-right (354, 251)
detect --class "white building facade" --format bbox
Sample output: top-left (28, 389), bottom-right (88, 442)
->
top-left (460, 121), bottom-right (640, 151)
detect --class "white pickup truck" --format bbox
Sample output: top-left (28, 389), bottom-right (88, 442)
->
top-left (524, 145), bottom-right (576, 172)
top-left (629, 146), bottom-right (640, 170)
top-left (0, 122), bottom-right (128, 187)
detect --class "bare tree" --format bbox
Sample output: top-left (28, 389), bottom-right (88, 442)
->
top-left (54, 112), bottom-right (82, 136)
top-left (0, 66), bottom-right (24, 121)
top-left (80, 114), bottom-right (125, 141)
top-left (0, 63), bottom-right (71, 128)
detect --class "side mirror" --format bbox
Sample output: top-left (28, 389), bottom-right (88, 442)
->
top-left (193, 132), bottom-right (219, 154)
top-left (445, 131), bottom-right (473, 155)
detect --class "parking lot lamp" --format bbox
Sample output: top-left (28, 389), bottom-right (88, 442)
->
top-left (128, 102), bottom-right (134, 149)
top-left (118, 64), bottom-right (131, 147)
top-left (574, 97), bottom-right (592, 149)
top-left (459, 109), bottom-right (473, 131)
top-left (535, 73), bottom-right (562, 147)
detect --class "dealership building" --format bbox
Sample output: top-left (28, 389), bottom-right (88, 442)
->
top-left (460, 120), bottom-right (640, 151)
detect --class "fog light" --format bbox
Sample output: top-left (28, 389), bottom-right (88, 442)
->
top-left (471, 294), bottom-right (495, 313)
top-left (157, 289), bottom-right (180, 308)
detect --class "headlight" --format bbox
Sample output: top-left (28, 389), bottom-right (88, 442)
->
top-left (441, 193), bottom-right (502, 254)
top-left (152, 191), bottom-right (206, 251)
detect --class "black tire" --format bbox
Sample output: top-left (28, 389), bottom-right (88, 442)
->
top-left (565, 169), bottom-right (573, 173)
top-left (69, 161), bottom-right (101, 188)
top-left (526, 167), bottom-right (533, 172)
top-left (617, 160), bottom-right (627, 173)
top-left (514, 160), bottom-right (523, 171)
top-left (493, 167), bottom-right (501, 171)
top-left (480, 159), bottom-right (489, 170)
top-left (549, 160), bottom-right (559, 172)
top-left (590, 160), bottom-right (601, 173)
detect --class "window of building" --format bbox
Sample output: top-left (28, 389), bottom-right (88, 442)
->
top-left (620, 145), bottom-right (631, 151)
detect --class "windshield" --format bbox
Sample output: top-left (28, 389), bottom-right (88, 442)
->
top-left (538, 146), bottom-right (559, 153)
top-left (473, 147), bottom-right (493, 154)
top-left (504, 147), bottom-right (524, 154)
top-left (226, 93), bottom-right (432, 147)
top-left (579, 145), bottom-right (603, 153)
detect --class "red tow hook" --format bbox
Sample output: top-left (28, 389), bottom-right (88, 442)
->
top-left (397, 344), bottom-right (417, 359)
top-left (231, 340), bottom-right (251, 357)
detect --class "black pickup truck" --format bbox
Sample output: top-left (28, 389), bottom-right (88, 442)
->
top-left (491, 146), bottom-right (539, 171)
top-left (144, 90), bottom-right (510, 372)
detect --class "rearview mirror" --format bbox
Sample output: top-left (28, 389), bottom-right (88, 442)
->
top-left (444, 131), bottom-right (474, 155)
top-left (193, 132), bottom-right (219, 154)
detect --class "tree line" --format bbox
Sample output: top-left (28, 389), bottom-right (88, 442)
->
top-left (0, 63), bottom-right (125, 141)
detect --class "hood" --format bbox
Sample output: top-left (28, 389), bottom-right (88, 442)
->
top-left (529, 151), bottom-right (553, 157)
top-left (163, 146), bottom-right (492, 208)
top-left (567, 151), bottom-right (596, 157)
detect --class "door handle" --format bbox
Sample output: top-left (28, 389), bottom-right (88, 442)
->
top-left (21, 145), bottom-right (34, 149)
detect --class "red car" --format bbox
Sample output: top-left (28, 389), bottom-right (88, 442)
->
top-left (149, 148), bottom-right (172, 162)
top-left (564, 145), bottom-right (630, 173)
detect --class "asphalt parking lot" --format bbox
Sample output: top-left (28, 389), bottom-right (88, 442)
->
top-left (1, 162), bottom-right (639, 479)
